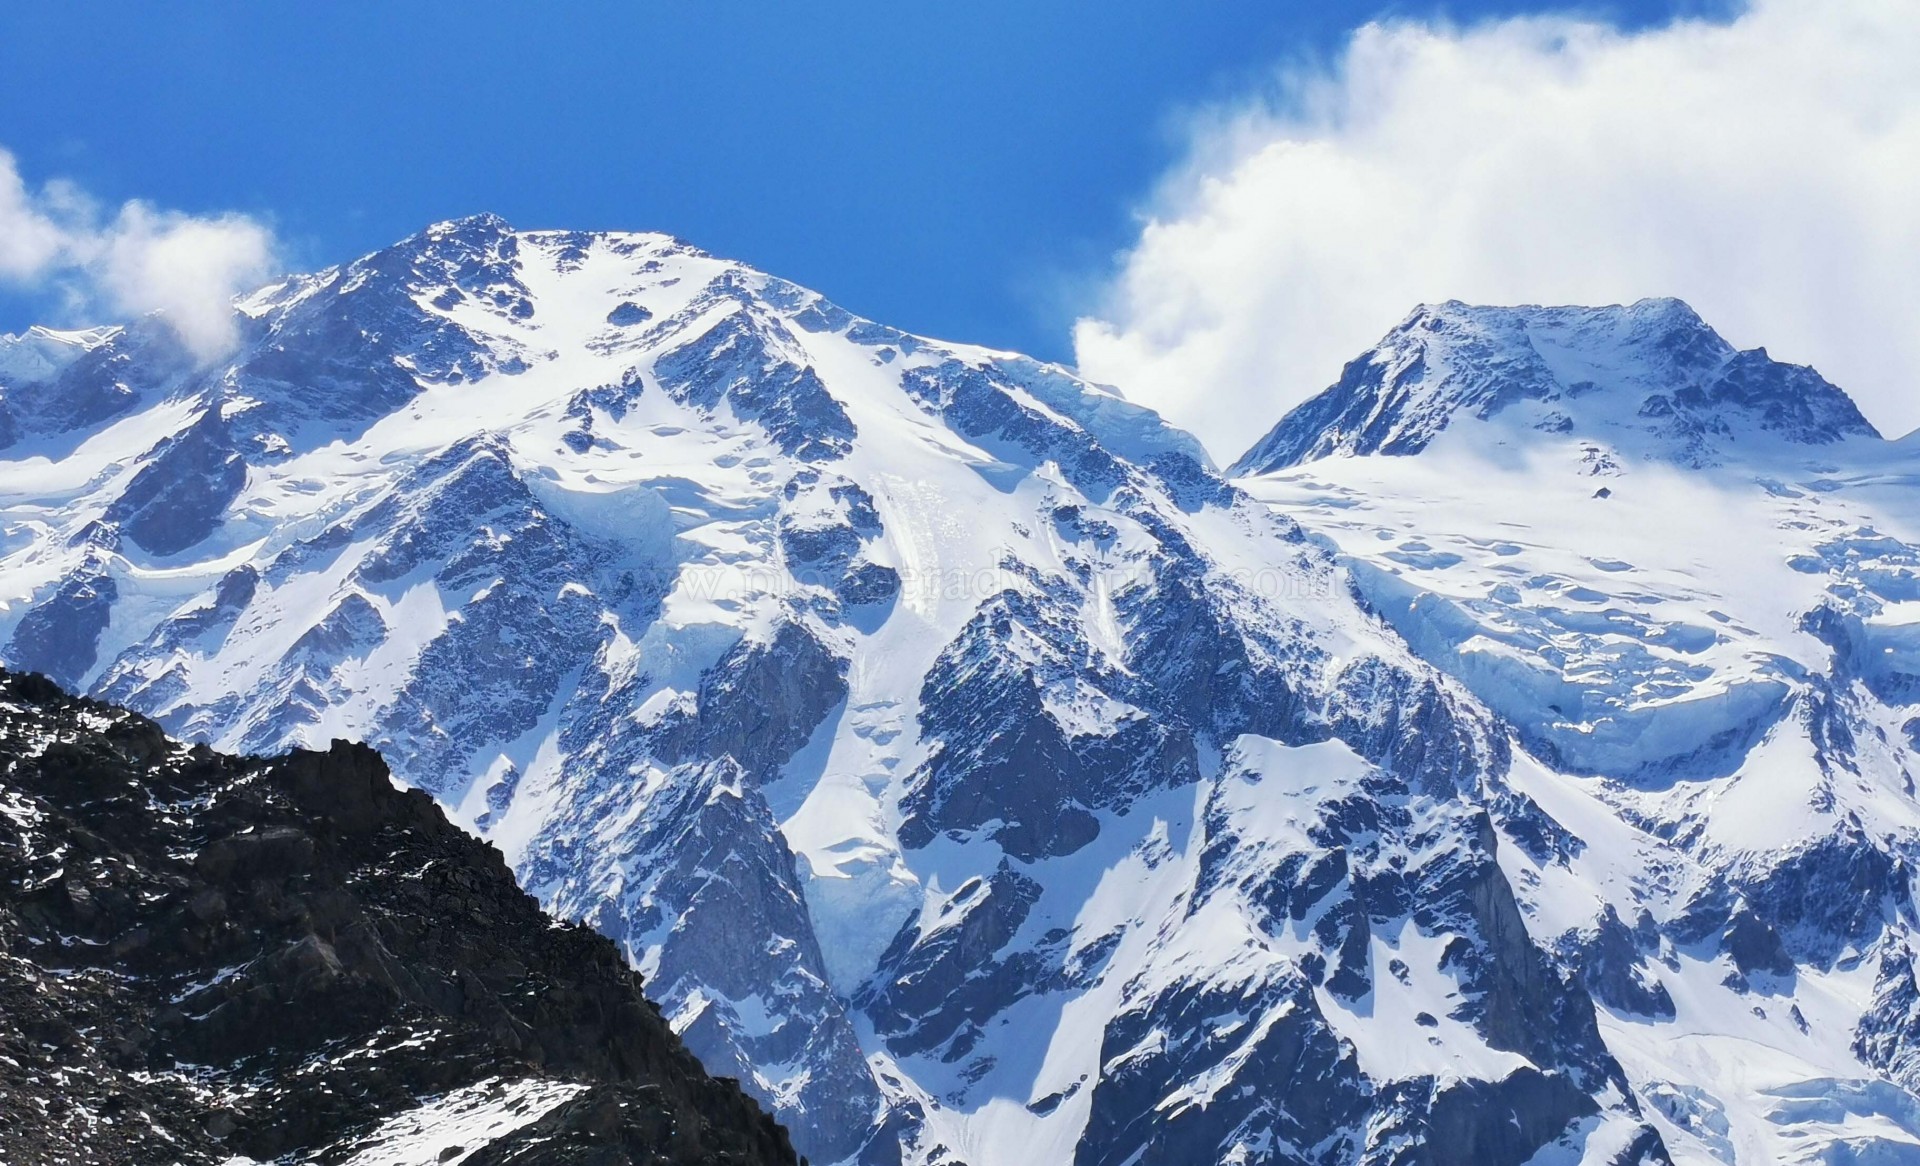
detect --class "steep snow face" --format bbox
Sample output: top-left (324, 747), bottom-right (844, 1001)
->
top-left (1239, 301), bottom-right (1920, 1164)
top-left (0, 223), bottom-right (1784, 1165)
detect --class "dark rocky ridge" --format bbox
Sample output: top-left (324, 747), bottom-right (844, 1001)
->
top-left (0, 668), bottom-right (799, 1166)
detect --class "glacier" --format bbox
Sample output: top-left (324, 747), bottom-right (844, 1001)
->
top-left (2, 218), bottom-right (1918, 1164)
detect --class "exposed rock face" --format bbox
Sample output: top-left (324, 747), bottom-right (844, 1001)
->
top-left (105, 405), bottom-right (250, 556)
top-left (0, 668), bottom-right (797, 1166)
top-left (6, 559), bottom-right (117, 689)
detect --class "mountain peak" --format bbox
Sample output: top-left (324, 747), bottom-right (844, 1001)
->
top-left (426, 209), bottom-right (515, 234)
top-left (1231, 298), bottom-right (1876, 475)
top-left (0, 324), bottom-right (119, 388)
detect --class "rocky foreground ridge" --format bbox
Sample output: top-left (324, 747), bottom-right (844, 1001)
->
top-left (0, 667), bottom-right (799, 1166)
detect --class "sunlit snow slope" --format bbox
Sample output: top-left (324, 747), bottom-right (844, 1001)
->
top-left (1, 221), bottom-right (1906, 1165)
top-left (1237, 299), bottom-right (1920, 1164)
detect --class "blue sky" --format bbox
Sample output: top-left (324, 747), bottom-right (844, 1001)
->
top-left (0, 0), bottom-right (1724, 364)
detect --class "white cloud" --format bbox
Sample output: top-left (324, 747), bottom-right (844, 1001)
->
top-left (1073, 0), bottom-right (1920, 461)
top-left (0, 148), bottom-right (277, 358)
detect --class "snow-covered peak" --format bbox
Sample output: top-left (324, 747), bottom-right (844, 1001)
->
top-left (0, 323), bottom-right (119, 386)
top-left (1232, 297), bottom-right (1877, 474)
top-left (0, 217), bottom-right (1270, 1165)
top-left (209, 217), bottom-right (1214, 481)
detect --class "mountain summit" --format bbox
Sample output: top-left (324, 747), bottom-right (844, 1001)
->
top-left (1231, 298), bottom-right (1878, 475)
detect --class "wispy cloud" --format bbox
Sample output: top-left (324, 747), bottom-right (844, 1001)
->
top-left (0, 148), bottom-right (278, 359)
top-left (1075, 0), bottom-right (1920, 459)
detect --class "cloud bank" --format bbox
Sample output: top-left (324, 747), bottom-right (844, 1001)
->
top-left (0, 149), bottom-right (277, 358)
top-left (1074, 0), bottom-right (1920, 461)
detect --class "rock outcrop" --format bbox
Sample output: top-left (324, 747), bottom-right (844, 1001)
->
top-left (0, 668), bottom-right (797, 1166)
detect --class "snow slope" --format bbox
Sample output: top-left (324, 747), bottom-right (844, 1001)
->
top-left (1237, 299), bottom-right (1920, 1164)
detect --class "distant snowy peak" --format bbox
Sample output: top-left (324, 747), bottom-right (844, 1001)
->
top-left (0, 323), bottom-right (117, 384)
top-left (1231, 297), bottom-right (1878, 475)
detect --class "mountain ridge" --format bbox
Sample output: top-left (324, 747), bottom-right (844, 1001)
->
top-left (0, 665), bottom-right (799, 1166)
top-left (1230, 296), bottom-right (1881, 476)
top-left (3, 216), bottom-right (1919, 1164)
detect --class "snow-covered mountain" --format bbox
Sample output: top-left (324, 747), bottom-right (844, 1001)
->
top-left (0, 218), bottom-right (1912, 1164)
top-left (1238, 298), bottom-right (1920, 1163)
